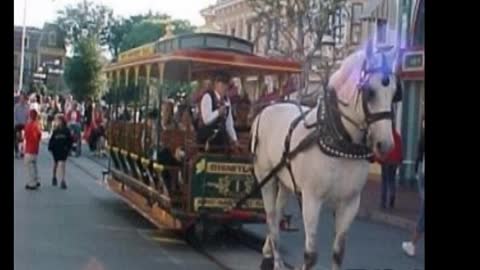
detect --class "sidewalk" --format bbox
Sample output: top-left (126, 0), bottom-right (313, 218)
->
top-left (358, 174), bottom-right (421, 231)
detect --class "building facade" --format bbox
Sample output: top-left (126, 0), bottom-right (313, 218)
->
top-left (199, 0), bottom-right (400, 95)
top-left (200, 0), bottom-right (400, 54)
top-left (14, 23), bottom-right (66, 93)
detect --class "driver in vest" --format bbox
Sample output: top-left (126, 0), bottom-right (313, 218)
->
top-left (197, 71), bottom-right (239, 152)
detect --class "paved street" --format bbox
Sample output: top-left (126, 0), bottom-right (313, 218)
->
top-left (244, 206), bottom-right (425, 270)
top-left (14, 145), bottom-right (222, 270)
top-left (15, 142), bottom-right (424, 270)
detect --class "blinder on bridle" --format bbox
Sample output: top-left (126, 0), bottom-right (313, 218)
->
top-left (357, 53), bottom-right (401, 126)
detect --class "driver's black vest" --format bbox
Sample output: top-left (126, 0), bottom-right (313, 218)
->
top-left (196, 90), bottom-right (228, 148)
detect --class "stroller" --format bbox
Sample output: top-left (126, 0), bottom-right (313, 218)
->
top-left (87, 125), bottom-right (106, 157)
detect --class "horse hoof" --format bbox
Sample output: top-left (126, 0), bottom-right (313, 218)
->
top-left (260, 257), bottom-right (274, 270)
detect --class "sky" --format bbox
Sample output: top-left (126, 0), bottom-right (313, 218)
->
top-left (14, 0), bottom-right (218, 28)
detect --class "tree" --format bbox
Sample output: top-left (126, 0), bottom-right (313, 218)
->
top-left (104, 17), bottom-right (130, 60)
top-left (103, 12), bottom-right (164, 60)
top-left (247, 0), bottom-right (349, 99)
top-left (63, 37), bottom-right (103, 101)
top-left (119, 20), bottom-right (166, 52)
top-left (103, 12), bottom-right (196, 59)
top-left (56, 0), bottom-right (114, 52)
top-left (118, 14), bottom-right (195, 53)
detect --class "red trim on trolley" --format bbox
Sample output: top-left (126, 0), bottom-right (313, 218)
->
top-left (104, 49), bottom-right (302, 73)
top-left (171, 49), bottom-right (301, 71)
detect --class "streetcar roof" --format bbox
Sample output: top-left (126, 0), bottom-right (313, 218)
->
top-left (103, 33), bottom-right (302, 75)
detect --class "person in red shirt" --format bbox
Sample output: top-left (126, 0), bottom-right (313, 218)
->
top-left (24, 109), bottom-right (42, 190)
top-left (376, 124), bottom-right (403, 209)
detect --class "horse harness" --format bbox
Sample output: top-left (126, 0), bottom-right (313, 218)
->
top-left (235, 87), bottom-right (394, 209)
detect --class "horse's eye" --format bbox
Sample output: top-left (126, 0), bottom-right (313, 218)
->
top-left (381, 76), bottom-right (390, 87)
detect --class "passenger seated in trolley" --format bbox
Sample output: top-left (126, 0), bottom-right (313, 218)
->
top-left (197, 71), bottom-right (240, 153)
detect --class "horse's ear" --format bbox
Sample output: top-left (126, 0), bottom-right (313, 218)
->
top-left (389, 48), bottom-right (400, 73)
top-left (393, 79), bottom-right (403, 103)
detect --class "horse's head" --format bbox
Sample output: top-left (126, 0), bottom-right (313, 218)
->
top-left (329, 40), bottom-right (400, 157)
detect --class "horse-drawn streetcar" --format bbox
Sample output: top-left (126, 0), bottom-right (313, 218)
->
top-left (102, 30), bottom-right (302, 239)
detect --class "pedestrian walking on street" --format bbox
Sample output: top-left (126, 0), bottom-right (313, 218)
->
top-left (48, 114), bottom-right (73, 190)
top-left (14, 93), bottom-right (29, 158)
top-left (24, 110), bottom-right (42, 190)
top-left (376, 124), bottom-right (403, 209)
top-left (415, 118), bottom-right (425, 178)
top-left (29, 94), bottom-right (41, 114)
top-left (46, 99), bottom-right (61, 134)
top-left (402, 151), bottom-right (425, 257)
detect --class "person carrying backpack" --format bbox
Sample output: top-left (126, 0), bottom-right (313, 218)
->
top-left (48, 114), bottom-right (73, 189)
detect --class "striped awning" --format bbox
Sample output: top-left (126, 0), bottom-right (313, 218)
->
top-left (360, 0), bottom-right (397, 22)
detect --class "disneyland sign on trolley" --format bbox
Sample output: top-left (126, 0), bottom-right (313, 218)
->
top-left (206, 162), bottom-right (252, 175)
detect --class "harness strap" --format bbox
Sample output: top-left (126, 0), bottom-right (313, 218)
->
top-left (283, 111), bottom-right (308, 210)
top-left (285, 161), bottom-right (302, 210)
top-left (235, 128), bottom-right (319, 209)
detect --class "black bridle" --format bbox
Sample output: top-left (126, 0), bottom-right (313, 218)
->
top-left (357, 54), bottom-right (395, 127)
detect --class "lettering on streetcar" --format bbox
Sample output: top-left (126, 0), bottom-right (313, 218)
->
top-left (206, 162), bottom-right (252, 175)
top-left (193, 197), bottom-right (263, 211)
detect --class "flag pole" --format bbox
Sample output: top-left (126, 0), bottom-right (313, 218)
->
top-left (18, 0), bottom-right (28, 92)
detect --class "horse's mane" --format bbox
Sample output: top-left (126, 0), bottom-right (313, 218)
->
top-left (328, 50), bottom-right (367, 104)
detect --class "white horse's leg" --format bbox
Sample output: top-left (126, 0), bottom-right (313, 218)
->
top-left (331, 195), bottom-right (361, 270)
top-left (262, 182), bottom-right (289, 263)
top-left (301, 191), bottom-right (323, 270)
top-left (260, 178), bottom-right (285, 270)
top-left (276, 181), bottom-right (290, 222)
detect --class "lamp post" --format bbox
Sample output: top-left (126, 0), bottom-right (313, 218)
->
top-left (18, 0), bottom-right (28, 92)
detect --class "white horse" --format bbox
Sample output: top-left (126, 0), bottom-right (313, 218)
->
top-left (250, 41), bottom-right (399, 270)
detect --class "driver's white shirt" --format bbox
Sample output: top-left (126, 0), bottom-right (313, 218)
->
top-left (200, 91), bottom-right (237, 142)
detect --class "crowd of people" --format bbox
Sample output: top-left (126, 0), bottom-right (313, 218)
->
top-left (14, 91), bottom-right (108, 190)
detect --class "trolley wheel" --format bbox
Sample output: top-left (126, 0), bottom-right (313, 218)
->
top-left (185, 219), bottom-right (208, 245)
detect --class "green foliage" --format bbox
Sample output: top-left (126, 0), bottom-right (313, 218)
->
top-left (55, 3), bottom-right (198, 101)
top-left (63, 38), bottom-right (103, 101)
top-left (112, 12), bottom-right (195, 54)
top-left (104, 17), bottom-right (128, 60)
top-left (55, 0), bottom-right (114, 52)
top-left (119, 20), bottom-right (165, 52)
top-left (159, 81), bottom-right (194, 102)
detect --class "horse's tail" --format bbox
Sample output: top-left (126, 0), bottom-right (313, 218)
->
top-left (249, 111), bottom-right (263, 155)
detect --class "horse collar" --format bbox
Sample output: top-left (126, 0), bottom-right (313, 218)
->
top-left (315, 89), bottom-right (372, 160)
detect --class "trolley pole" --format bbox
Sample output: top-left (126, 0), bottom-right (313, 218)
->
top-left (399, 0), bottom-right (420, 188)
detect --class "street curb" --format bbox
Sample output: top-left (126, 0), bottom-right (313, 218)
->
top-left (357, 208), bottom-right (416, 231)
top-left (239, 208), bottom-right (417, 248)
